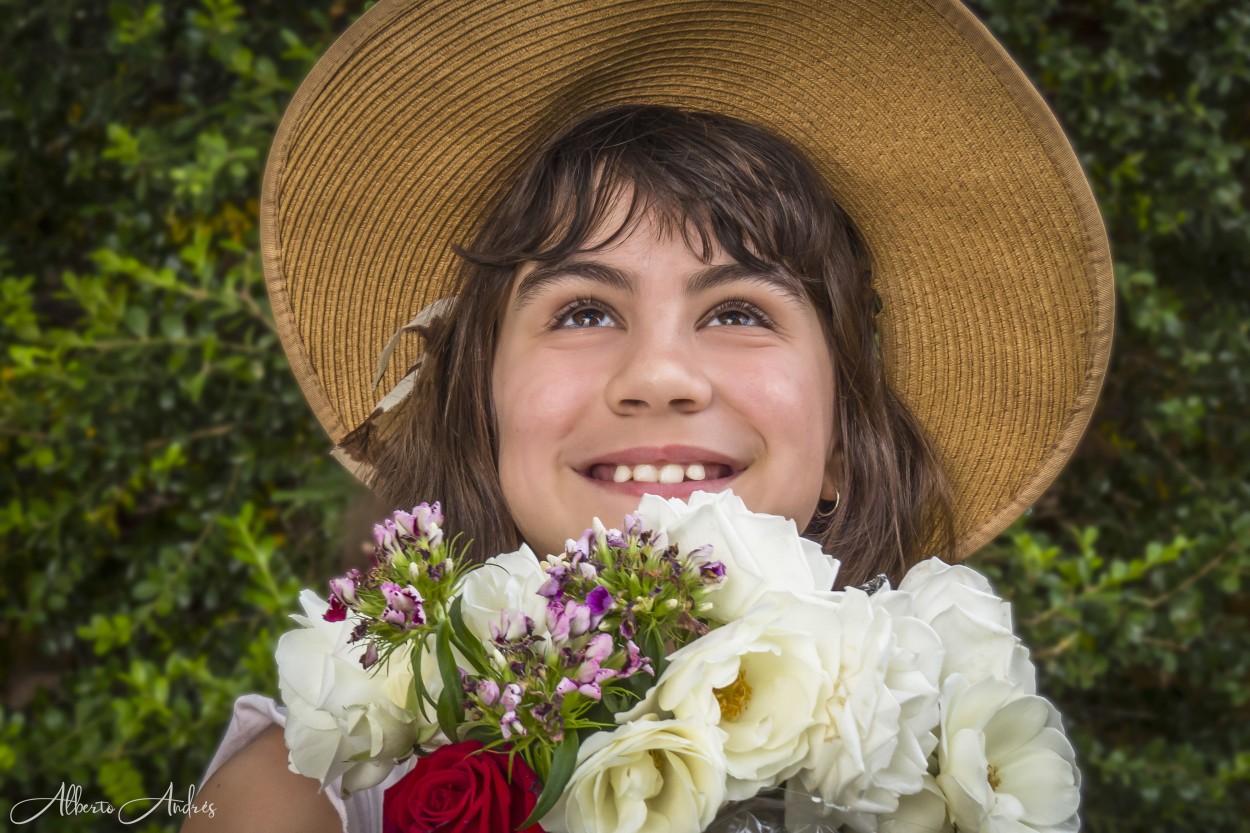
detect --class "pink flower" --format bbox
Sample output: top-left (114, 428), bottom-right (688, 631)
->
top-left (329, 569), bottom-right (360, 606)
top-left (324, 595), bottom-right (349, 622)
top-left (381, 582), bottom-right (425, 630)
top-left (477, 679), bottom-right (500, 706)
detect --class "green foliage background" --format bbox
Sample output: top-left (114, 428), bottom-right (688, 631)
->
top-left (1, 1), bottom-right (1246, 830)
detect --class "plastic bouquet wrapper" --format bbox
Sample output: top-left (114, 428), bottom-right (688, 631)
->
top-left (276, 490), bottom-right (1081, 833)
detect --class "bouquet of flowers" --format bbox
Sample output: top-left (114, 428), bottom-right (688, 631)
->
top-left (276, 491), bottom-right (1081, 833)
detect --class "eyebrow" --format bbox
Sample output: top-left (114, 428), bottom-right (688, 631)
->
top-left (511, 258), bottom-right (808, 310)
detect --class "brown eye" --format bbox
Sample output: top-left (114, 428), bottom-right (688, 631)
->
top-left (553, 301), bottom-right (619, 329)
top-left (704, 300), bottom-right (772, 328)
top-left (710, 309), bottom-right (756, 326)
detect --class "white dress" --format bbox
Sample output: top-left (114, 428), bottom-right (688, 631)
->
top-left (200, 694), bottom-right (417, 833)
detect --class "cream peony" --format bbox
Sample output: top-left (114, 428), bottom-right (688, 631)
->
top-left (635, 490), bottom-right (839, 622)
top-left (899, 558), bottom-right (1036, 693)
top-left (936, 675), bottom-right (1080, 833)
top-left (619, 595), bottom-right (831, 799)
top-left (542, 715), bottom-right (728, 833)
top-left (276, 590), bottom-right (432, 793)
top-left (796, 587), bottom-right (943, 827)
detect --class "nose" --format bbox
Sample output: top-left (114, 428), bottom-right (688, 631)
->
top-left (605, 323), bottom-right (713, 415)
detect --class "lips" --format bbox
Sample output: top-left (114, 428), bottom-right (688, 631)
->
top-left (588, 462), bottom-right (734, 483)
top-left (578, 445), bottom-right (744, 498)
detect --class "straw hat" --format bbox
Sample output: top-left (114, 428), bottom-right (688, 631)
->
top-left (261, 0), bottom-right (1114, 559)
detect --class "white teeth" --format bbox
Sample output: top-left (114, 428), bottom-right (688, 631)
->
top-left (607, 463), bottom-right (718, 482)
top-left (633, 464), bottom-right (659, 483)
top-left (658, 464), bottom-right (685, 484)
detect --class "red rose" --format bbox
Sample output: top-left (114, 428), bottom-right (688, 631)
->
top-left (383, 741), bottom-right (546, 833)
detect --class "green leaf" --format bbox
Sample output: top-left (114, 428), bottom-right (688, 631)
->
top-left (447, 595), bottom-right (490, 675)
top-left (434, 620), bottom-right (463, 740)
top-left (123, 306), bottom-right (150, 338)
top-left (640, 625), bottom-right (667, 680)
top-left (519, 730), bottom-right (579, 830)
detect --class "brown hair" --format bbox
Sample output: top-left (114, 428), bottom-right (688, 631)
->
top-left (369, 104), bottom-right (955, 587)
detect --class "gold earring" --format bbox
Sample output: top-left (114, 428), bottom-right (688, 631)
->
top-left (833, 490), bottom-right (841, 511)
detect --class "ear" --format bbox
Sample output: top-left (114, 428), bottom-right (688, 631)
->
top-left (820, 469), bottom-right (839, 502)
top-left (820, 438), bottom-right (842, 502)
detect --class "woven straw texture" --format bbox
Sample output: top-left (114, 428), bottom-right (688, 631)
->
top-left (261, 0), bottom-right (1114, 558)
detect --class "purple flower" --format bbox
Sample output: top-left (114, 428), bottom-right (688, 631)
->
top-left (500, 711), bottom-right (526, 739)
top-left (546, 600), bottom-right (572, 644)
top-left (584, 633), bottom-right (614, 664)
top-left (500, 683), bottom-right (524, 712)
top-left (489, 611), bottom-right (534, 643)
top-left (556, 677), bottom-right (604, 700)
top-left (477, 679), bottom-right (500, 706)
top-left (373, 519), bottom-right (400, 551)
top-left (623, 513), bottom-right (642, 537)
top-left (537, 574), bottom-right (564, 599)
top-left (392, 509), bottom-right (418, 539)
top-left (565, 601), bottom-right (592, 637)
top-left (415, 501), bottom-right (444, 530)
top-left (427, 558), bottom-right (452, 582)
top-left (700, 560), bottom-right (727, 583)
top-left (620, 639), bottom-right (654, 678)
top-left (324, 596), bottom-right (349, 622)
top-left (360, 642), bottom-right (379, 669)
top-left (328, 571), bottom-right (360, 607)
top-left (618, 610), bottom-right (637, 639)
top-left (565, 529), bottom-right (593, 562)
top-left (391, 502), bottom-right (444, 547)
top-left (380, 582), bottom-right (425, 630)
top-left (532, 702), bottom-right (565, 743)
top-left (586, 585), bottom-right (614, 617)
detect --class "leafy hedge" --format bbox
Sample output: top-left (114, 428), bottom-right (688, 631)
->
top-left (1, 1), bottom-right (1245, 831)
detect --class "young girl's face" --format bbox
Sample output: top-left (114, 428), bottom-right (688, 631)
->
top-left (491, 193), bottom-right (838, 558)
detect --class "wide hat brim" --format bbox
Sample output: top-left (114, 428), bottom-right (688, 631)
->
top-left (261, 0), bottom-right (1114, 559)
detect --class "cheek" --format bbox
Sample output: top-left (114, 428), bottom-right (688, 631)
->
top-left (726, 350), bottom-right (834, 436)
top-left (493, 354), bottom-right (593, 452)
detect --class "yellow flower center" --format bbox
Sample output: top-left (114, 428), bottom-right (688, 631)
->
top-left (649, 749), bottom-right (664, 772)
top-left (987, 764), bottom-right (1002, 791)
top-left (714, 669), bottom-right (753, 722)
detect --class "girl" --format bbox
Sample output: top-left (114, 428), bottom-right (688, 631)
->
top-left (187, 1), bottom-right (1113, 831)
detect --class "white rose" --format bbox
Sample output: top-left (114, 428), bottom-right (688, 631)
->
top-left (635, 490), bottom-right (839, 622)
top-left (276, 590), bottom-right (431, 792)
top-left (783, 772), bottom-right (952, 833)
top-left (899, 558), bottom-right (1036, 692)
top-left (619, 595), bottom-right (830, 799)
top-left (879, 773), bottom-right (953, 833)
top-left (456, 545), bottom-right (549, 645)
top-left (542, 715), bottom-right (728, 833)
top-left (796, 587), bottom-right (943, 828)
top-left (936, 675), bottom-right (1080, 833)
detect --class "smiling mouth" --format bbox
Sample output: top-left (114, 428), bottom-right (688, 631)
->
top-left (587, 463), bottom-right (736, 484)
